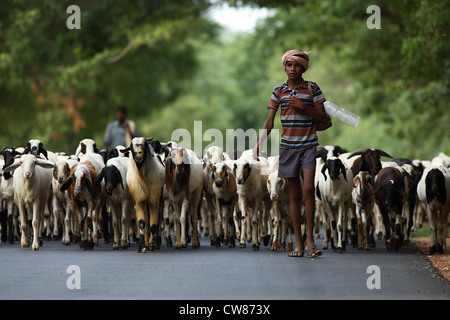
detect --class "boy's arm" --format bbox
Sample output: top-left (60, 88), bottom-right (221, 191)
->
top-left (253, 108), bottom-right (277, 159)
top-left (288, 97), bottom-right (330, 124)
top-left (103, 123), bottom-right (112, 149)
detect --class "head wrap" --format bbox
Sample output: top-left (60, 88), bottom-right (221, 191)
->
top-left (281, 50), bottom-right (311, 72)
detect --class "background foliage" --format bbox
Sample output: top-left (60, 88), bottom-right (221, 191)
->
top-left (0, 0), bottom-right (448, 159)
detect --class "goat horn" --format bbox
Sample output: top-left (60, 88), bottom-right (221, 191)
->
top-left (347, 149), bottom-right (369, 159)
top-left (375, 149), bottom-right (394, 159)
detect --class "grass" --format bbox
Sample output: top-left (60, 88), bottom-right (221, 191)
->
top-left (409, 222), bottom-right (432, 239)
top-left (409, 221), bottom-right (450, 240)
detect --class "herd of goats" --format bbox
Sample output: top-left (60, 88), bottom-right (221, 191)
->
top-left (0, 137), bottom-right (449, 255)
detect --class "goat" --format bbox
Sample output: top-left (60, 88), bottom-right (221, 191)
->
top-left (75, 138), bottom-right (100, 157)
top-left (233, 152), bottom-right (263, 250)
top-left (60, 161), bottom-right (103, 250)
top-left (121, 137), bottom-right (165, 253)
top-left (202, 146), bottom-right (226, 245)
top-left (373, 167), bottom-right (407, 252)
top-left (316, 157), bottom-right (353, 252)
top-left (211, 162), bottom-right (238, 248)
top-left (52, 158), bottom-right (78, 244)
top-left (95, 157), bottom-right (134, 249)
top-left (431, 153), bottom-right (450, 168)
top-left (417, 166), bottom-right (450, 254)
top-left (107, 145), bottom-right (130, 160)
top-left (381, 162), bottom-right (423, 244)
top-left (266, 170), bottom-right (295, 251)
top-left (4, 155), bottom-right (54, 250)
top-left (347, 148), bottom-right (394, 177)
top-left (78, 152), bottom-right (106, 243)
top-left (0, 147), bottom-right (21, 244)
top-left (316, 145), bottom-right (347, 163)
top-left (165, 147), bottom-right (204, 249)
top-left (352, 171), bottom-right (375, 250)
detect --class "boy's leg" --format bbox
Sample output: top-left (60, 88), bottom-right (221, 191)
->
top-left (303, 168), bottom-right (322, 256)
top-left (286, 176), bottom-right (304, 253)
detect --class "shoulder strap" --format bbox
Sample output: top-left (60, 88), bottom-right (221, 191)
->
top-left (308, 81), bottom-right (314, 96)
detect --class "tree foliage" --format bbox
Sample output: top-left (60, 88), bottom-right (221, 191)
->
top-left (0, 0), bottom-right (218, 151)
top-left (0, 0), bottom-right (448, 159)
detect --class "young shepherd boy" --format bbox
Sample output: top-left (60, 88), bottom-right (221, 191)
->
top-left (254, 50), bottom-right (330, 257)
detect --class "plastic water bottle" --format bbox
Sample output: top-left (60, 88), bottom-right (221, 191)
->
top-left (323, 101), bottom-right (360, 127)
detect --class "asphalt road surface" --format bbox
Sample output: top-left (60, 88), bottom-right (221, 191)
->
top-left (0, 233), bottom-right (449, 300)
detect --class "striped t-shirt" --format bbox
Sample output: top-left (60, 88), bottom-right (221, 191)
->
top-left (267, 79), bottom-right (326, 149)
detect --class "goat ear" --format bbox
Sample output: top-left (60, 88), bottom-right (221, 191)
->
top-left (280, 177), bottom-right (286, 189)
top-left (38, 144), bottom-right (49, 160)
top-left (60, 176), bottom-right (74, 192)
top-left (3, 159), bottom-right (21, 174)
top-left (36, 159), bottom-right (54, 169)
top-left (316, 147), bottom-right (328, 162)
top-left (119, 142), bottom-right (133, 154)
top-left (13, 150), bottom-right (22, 157)
top-left (93, 143), bottom-right (99, 153)
top-left (339, 162), bottom-right (348, 182)
top-left (80, 143), bottom-right (86, 155)
top-left (321, 164), bottom-right (328, 181)
top-left (116, 170), bottom-right (125, 190)
top-left (334, 145), bottom-right (347, 155)
top-left (94, 168), bottom-right (105, 189)
top-left (210, 166), bottom-right (215, 180)
top-left (85, 179), bottom-right (94, 196)
top-left (354, 158), bottom-right (364, 175)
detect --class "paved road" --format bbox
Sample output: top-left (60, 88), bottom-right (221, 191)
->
top-left (0, 233), bottom-right (449, 300)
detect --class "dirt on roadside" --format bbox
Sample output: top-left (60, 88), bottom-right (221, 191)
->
top-left (413, 236), bottom-right (450, 281)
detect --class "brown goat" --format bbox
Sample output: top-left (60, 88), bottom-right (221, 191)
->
top-left (165, 148), bottom-right (204, 249)
top-left (373, 167), bottom-right (407, 252)
top-left (60, 161), bottom-right (102, 250)
top-left (352, 171), bottom-right (375, 250)
top-left (347, 148), bottom-right (394, 177)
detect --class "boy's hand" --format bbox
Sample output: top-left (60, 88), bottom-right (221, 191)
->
top-left (253, 145), bottom-right (260, 160)
top-left (288, 96), bottom-right (305, 109)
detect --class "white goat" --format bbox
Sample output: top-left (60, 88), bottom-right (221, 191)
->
top-left (165, 147), bottom-right (204, 249)
top-left (75, 138), bottom-right (99, 157)
top-left (233, 152), bottom-right (262, 250)
top-left (202, 146), bottom-right (226, 244)
top-left (4, 155), bottom-right (54, 250)
top-left (266, 170), bottom-right (295, 251)
top-left (417, 166), bottom-right (450, 254)
top-left (53, 158), bottom-right (78, 244)
top-left (95, 157), bottom-right (134, 249)
top-left (316, 156), bottom-right (354, 252)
